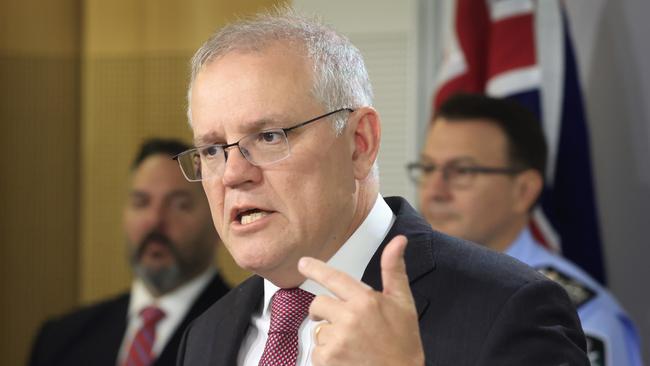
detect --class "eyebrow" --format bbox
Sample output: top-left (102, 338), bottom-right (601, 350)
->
top-left (418, 154), bottom-right (478, 164)
top-left (165, 190), bottom-right (194, 200)
top-left (129, 191), bottom-right (148, 200)
top-left (129, 189), bottom-right (194, 201)
top-left (193, 115), bottom-right (293, 146)
top-left (194, 132), bottom-right (221, 147)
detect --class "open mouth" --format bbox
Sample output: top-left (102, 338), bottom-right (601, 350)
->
top-left (144, 243), bottom-right (170, 258)
top-left (237, 208), bottom-right (271, 225)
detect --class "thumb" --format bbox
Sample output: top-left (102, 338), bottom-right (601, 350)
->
top-left (380, 235), bottom-right (411, 300)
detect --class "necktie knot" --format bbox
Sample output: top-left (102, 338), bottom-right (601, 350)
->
top-left (140, 306), bottom-right (165, 325)
top-left (269, 288), bottom-right (315, 334)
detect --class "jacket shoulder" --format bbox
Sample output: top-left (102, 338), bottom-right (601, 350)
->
top-left (47, 292), bottom-right (129, 326)
top-left (409, 232), bottom-right (587, 365)
top-left (29, 292), bottom-right (129, 366)
top-left (186, 276), bottom-right (259, 334)
top-left (433, 229), bottom-right (548, 290)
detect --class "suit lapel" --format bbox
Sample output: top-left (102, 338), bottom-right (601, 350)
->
top-left (208, 276), bottom-right (264, 365)
top-left (361, 197), bottom-right (436, 318)
top-left (95, 296), bottom-right (129, 366)
top-left (155, 273), bottom-right (230, 366)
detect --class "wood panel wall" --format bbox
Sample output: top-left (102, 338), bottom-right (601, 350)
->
top-left (1, 1), bottom-right (284, 364)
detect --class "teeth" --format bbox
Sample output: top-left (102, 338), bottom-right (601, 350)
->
top-left (240, 211), bottom-right (269, 225)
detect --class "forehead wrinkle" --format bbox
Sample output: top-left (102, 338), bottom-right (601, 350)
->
top-left (238, 117), bottom-right (284, 133)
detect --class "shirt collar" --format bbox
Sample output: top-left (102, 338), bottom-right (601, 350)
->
top-left (504, 227), bottom-right (535, 259)
top-left (128, 267), bottom-right (216, 320)
top-left (261, 195), bottom-right (395, 316)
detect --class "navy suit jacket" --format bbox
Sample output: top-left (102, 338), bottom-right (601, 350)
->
top-left (177, 197), bottom-right (588, 365)
top-left (29, 273), bottom-right (229, 366)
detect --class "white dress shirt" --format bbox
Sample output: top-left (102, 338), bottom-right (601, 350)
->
top-left (237, 195), bottom-right (395, 366)
top-left (117, 267), bottom-right (216, 365)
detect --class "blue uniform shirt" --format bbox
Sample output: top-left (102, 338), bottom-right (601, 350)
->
top-left (506, 229), bottom-right (643, 366)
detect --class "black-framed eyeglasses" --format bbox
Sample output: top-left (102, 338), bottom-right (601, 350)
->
top-left (406, 159), bottom-right (525, 189)
top-left (173, 108), bottom-right (354, 182)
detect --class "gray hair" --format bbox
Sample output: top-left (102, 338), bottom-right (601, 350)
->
top-left (187, 6), bottom-right (374, 134)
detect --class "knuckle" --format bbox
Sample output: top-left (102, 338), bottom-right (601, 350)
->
top-left (310, 296), bottom-right (324, 310)
top-left (327, 271), bottom-right (347, 286)
top-left (311, 348), bottom-right (324, 365)
top-left (339, 309), bottom-right (358, 327)
top-left (357, 290), bottom-right (381, 311)
top-left (360, 284), bottom-right (375, 294)
top-left (313, 346), bottom-right (335, 366)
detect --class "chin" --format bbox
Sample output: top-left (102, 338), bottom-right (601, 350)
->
top-left (233, 254), bottom-right (270, 272)
top-left (139, 258), bottom-right (175, 271)
top-left (228, 241), bottom-right (282, 273)
top-left (238, 246), bottom-right (302, 285)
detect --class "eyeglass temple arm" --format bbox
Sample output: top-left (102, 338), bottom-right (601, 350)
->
top-left (283, 108), bottom-right (354, 133)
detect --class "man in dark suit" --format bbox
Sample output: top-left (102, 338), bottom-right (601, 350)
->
top-left (29, 138), bottom-right (230, 366)
top-left (174, 8), bottom-right (589, 366)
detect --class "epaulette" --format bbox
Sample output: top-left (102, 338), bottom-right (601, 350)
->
top-left (536, 266), bottom-right (596, 308)
top-left (586, 334), bottom-right (606, 366)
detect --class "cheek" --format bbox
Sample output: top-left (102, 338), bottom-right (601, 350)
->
top-left (202, 182), bottom-right (226, 224)
top-left (268, 170), bottom-right (336, 234)
top-left (173, 222), bottom-right (213, 257)
top-left (461, 187), bottom-right (510, 228)
top-left (123, 212), bottom-right (145, 242)
top-left (454, 190), bottom-right (493, 225)
top-left (268, 173), bottom-right (309, 220)
top-left (168, 216), bottom-right (198, 236)
top-left (294, 168), bottom-right (345, 202)
top-left (418, 186), bottom-right (429, 207)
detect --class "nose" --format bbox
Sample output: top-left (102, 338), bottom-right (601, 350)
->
top-left (141, 202), bottom-right (168, 234)
top-left (420, 169), bottom-right (452, 202)
top-left (221, 145), bottom-right (262, 188)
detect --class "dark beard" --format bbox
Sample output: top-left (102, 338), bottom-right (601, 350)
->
top-left (130, 231), bottom-right (190, 295)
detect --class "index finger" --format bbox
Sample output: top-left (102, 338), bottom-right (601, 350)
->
top-left (298, 257), bottom-right (372, 301)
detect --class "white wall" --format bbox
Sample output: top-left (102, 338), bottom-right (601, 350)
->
top-left (293, 0), bottom-right (420, 204)
top-left (566, 0), bottom-right (650, 359)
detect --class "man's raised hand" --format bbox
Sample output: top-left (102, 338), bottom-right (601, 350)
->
top-left (297, 235), bottom-right (425, 366)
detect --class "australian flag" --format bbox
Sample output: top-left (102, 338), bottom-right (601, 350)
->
top-left (434, 0), bottom-right (606, 283)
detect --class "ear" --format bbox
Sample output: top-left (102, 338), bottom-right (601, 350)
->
top-left (512, 169), bottom-right (543, 213)
top-left (347, 107), bottom-right (381, 180)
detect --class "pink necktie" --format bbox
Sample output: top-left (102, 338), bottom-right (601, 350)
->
top-left (124, 306), bottom-right (166, 366)
top-left (258, 288), bottom-right (315, 366)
